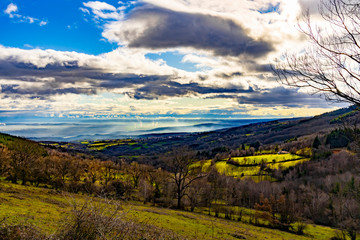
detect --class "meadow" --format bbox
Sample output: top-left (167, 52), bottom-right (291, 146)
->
top-left (194, 153), bottom-right (310, 180)
top-left (81, 139), bottom-right (137, 151)
top-left (0, 181), bottom-right (341, 240)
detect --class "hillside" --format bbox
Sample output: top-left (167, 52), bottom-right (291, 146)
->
top-left (1, 106), bottom-right (360, 239)
top-left (41, 105), bottom-right (358, 163)
top-left (0, 181), bottom-right (340, 240)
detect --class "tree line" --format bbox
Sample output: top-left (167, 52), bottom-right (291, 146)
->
top-left (1, 132), bottom-right (360, 239)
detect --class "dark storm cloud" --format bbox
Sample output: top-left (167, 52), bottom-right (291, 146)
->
top-left (131, 81), bottom-right (254, 100)
top-left (98, 74), bottom-right (168, 88)
top-left (0, 84), bottom-right (97, 96)
top-left (0, 57), bottom-right (171, 98)
top-left (0, 55), bottom-right (254, 99)
top-left (215, 72), bottom-right (242, 79)
top-left (0, 53), bottom-right (326, 108)
top-left (0, 52), bottom-right (331, 110)
top-left (110, 6), bottom-right (274, 58)
top-left (237, 87), bottom-right (330, 108)
top-left (250, 64), bottom-right (273, 73)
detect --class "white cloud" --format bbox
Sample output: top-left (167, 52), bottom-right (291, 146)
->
top-left (82, 1), bottom-right (123, 20)
top-left (4, 3), bottom-right (18, 17)
top-left (4, 3), bottom-right (47, 26)
top-left (84, 1), bottom-right (117, 11)
top-left (0, 44), bottom-right (336, 116)
top-left (101, 0), bottom-right (307, 68)
top-left (0, 0), bottom-right (342, 118)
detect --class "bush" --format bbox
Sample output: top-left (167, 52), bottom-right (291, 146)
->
top-left (0, 223), bottom-right (46, 240)
top-left (294, 222), bottom-right (307, 235)
top-left (54, 198), bottom-right (179, 240)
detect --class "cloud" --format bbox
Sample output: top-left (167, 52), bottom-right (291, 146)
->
top-left (81, 1), bottom-right (123, 20)
top-left (4, 3), bottom-right (18, 17)
top-left (84, 1), bottom-right (117, 11)
top-left (0, 49), bottom-right (251, 101)
top-left (1, 84), bottom-right (96, 97)
top-left (0, 45), bottom-right (332, 112)
top-left (298, 0), bottom-right (321, 14)
top-left (3, 3), bottom-right (47, 26)
top-left (0, 46), bottom-right (164, 98)
top-left (0, 0), bottom-right (343, 118)
top-left (103, 5), bottom-right (274, 58)
top-left (237, 86), bottom-right (332, 108)
top-left (131, 81), bottom-right (254, 100)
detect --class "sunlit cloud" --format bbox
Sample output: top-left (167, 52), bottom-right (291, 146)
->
top-left (0, 0), bottom-right (347, 121)
top-left (81, 1), bottom-right (124, 20)
top-left (4, 3), bottom-right (48, 26)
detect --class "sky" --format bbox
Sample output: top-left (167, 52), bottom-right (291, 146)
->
top-left (0, 0), bottom-right (348, 123)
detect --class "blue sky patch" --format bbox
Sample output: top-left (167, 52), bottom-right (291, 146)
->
top-left (146, 51), bottom-right (201, 72)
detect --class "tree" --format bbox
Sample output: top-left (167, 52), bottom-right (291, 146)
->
top-left (164, 146), bottom-right (206, 209)
top-left (127, 162), bottom-right (146, 188)
top-left (330, 178), bottom-right (360, 240)
top-left (0, 145), bottom-right (9, 177)
top-left (141, 165), bottom-right (169, 204)
top-left (53, 154), bottom-right (74, 187)
top-left (255, 194), bottom-right (299, 231)
top-left (7, 140), bottom-right (45, 185)
top-left (312, 136), bottom-right (322, 149)
top-left (99, 161), bottom-right (120, 186)
top-left (84, 160), bottom-right (101, 184)
top-left (274, 0), bottom-right (360, 106)
top-left (186, 178), bottom-right (208, 212)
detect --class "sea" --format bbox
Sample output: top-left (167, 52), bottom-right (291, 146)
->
top-left (0, 117), bottom-right (275, 142)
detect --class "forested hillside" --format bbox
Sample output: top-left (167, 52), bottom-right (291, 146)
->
top-left (1, 106), bottom-right (360, 239)
top-left (43, 105), bottom-right (358, 165)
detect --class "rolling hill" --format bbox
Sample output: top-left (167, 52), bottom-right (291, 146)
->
top-left (41, 105), bottom-right (358, 164)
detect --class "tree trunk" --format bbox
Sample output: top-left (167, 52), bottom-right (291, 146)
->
top-left (21, 170), bottom-right (27, 185)
top-left (11, 175), bottom-right (17, 184)
top-left (348, 230), bottom-right (356, 240)
top-left (177, 192), bottom-right (182, 209)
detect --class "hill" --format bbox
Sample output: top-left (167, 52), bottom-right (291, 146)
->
top-left (1, 106), bottom-right (360, 239)
top-left (41, 105), bottom-right (358, 164)
top-left (0, 181), bottom-right (339, 240)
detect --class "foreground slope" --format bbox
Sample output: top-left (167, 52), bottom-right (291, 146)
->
top-left (0, 181), bottom-right (340, 240)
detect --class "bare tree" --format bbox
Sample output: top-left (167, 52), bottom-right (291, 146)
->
top-left (83, 160), bottom-right (101, 184)
top-left (274, 0), bottom-right (360, 106)
top-left (0, 145), bottom-right (9, 177)
top-left (8, 140), bottom-right (44, 185)
top-left (164, 146), bottom-right (206, 209)
top-left (100, 161), bottom-right (119, 186)
top-left (126, 162), bottom-right (146, 188)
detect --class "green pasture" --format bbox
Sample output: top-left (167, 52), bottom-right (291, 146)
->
top-left (230, 154), bottom-right (303, 165)
top-left (0, 181), bottom-right (342, 239)
top-left (80, 139), bottom-right (138, 151)
top-left (194, 154), bottom-right (310, 179)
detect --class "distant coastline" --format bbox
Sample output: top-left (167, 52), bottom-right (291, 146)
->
top-left (0, 118), bottom-right (277, 142)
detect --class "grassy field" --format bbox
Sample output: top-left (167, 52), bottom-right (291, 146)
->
top-left (229, 154), bottom-right (304, 165)
top-left (0, 181), bottom-right (344, 239)
top-left (194, 154), bottom-right (310, 179)
top-left (82, 139), bottom-right (137, 151)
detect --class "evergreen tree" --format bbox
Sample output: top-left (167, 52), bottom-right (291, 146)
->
top-left (312, 136), bottom-right (321, 149)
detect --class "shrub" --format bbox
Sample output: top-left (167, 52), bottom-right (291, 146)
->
top-left (54, 198), bottom-right (179, 240)
top-left (0, 223), bottom-right (46, 240)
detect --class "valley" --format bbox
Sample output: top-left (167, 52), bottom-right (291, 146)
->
top-left (0, 106), bottom-right (360, 239)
